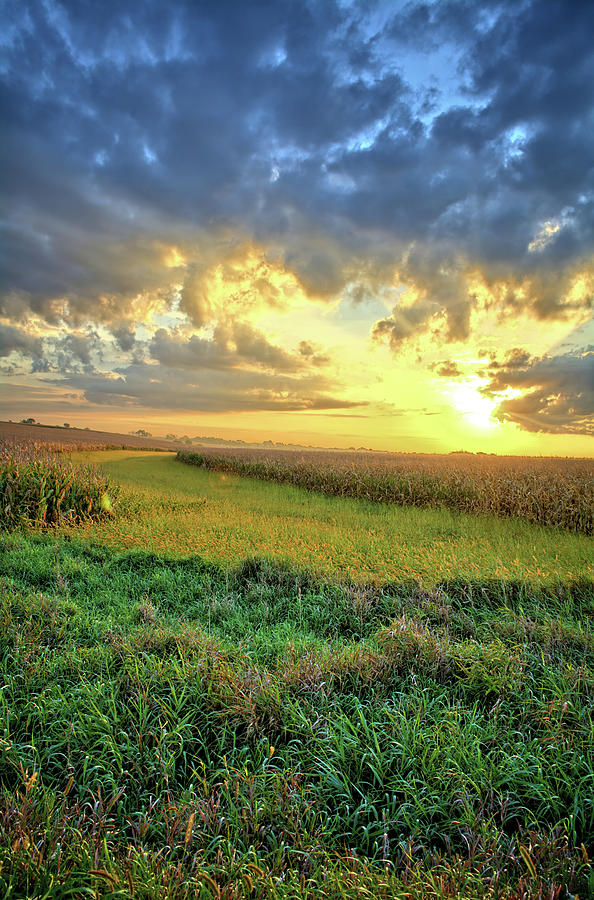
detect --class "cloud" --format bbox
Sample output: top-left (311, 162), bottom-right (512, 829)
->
top-left (484, 347), bottom-right (531, 372)
top-left (54, 332), bottom-right (99, 368)
top-left (113, 325), bottom-right (136, 352)
top-left (176, 242), bottom-right (310, 328)
top-left (432, 360), bottom-right (463, 378)
top-left (372, 253), bottom-right (592, 351)
top-left (3, 0), bottom-right (592, 325)
top-left (149, 329), bottom-right (234, 372)
top-left (178, 263), bottom-right (213, 329)
top-left (150, 324), bottom-right (309, 374)
top-left (372, 299), bottom-right (438, 349)
top-left (56, 361), bottom-right (362, 414)
top-left (39, 324), bottom-right (356, 414)
top-left (0, 323), bottom-right (43, 359)
top-left (298, 340), bottom-right (330, 366)
top-left (482, 350), bottom-right (594, 435)
top-left (220, 321), bottom-right (303, 372)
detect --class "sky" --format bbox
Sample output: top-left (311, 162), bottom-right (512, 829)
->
top-left (1, 0), bottom-right (593, 455)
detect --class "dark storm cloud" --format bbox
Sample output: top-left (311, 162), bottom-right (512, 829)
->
top-left (1, 0), bottom-right (593, 426)
top-left (3, 0), bottom-right (592, 313)
top-left (482, 350), bottom-right (594, 435)
top-left (354, 0), bottom-right (594, 341)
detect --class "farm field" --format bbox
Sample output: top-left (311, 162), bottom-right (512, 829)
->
top-left (176, 447), bottom-right (594, 535)
top-left (64, 451), bottom-right (593, 585)
top-left (0, 420), bottom-right (180, 451)
top-left (1, 442), bottom-right (593, 898)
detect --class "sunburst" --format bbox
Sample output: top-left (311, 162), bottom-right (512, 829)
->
top-left (447, 377), bottom-right (500, 430)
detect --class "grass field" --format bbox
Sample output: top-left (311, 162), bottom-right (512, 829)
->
top-left (63, 451), bottom-right (593, 585)
top-left (1, 446), bottom-right (593, 898)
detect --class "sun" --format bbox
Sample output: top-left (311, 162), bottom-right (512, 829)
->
top-left (447, 378), bottom-right (500, 430)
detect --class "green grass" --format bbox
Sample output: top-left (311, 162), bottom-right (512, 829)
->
top-left (1, 533), bottom-right (593, 897)
top-left (65, 451), bottom-right (593, 585)
top-left (1, 449), bottom-right (593, 897)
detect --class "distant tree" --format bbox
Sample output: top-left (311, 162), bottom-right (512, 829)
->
top-left (63, 423), bottom-right (70, 428)
top-left (20, 417), bottom-right (36, 425)
top-left (134, 429), bottom-right (152, 437)
top-left (165, 433), bottom-right (177, 440)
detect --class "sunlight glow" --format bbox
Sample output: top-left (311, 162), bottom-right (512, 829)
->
top-left (204, 247), bottom-right (306, 316)
top-left (163, 246), bottom-right (186, 268)
top-left (447, 378), bottom-right (500, 430)
top-left (528, 220), bottom-right (561, 253)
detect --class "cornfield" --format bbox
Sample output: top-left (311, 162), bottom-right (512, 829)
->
top-left (0, 440), bottom-right (118, 529)
top-left (178, 446), bottom-right (594, 534)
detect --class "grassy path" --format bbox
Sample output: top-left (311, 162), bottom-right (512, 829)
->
top-left (68, 450), bottom-right (593, 585)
